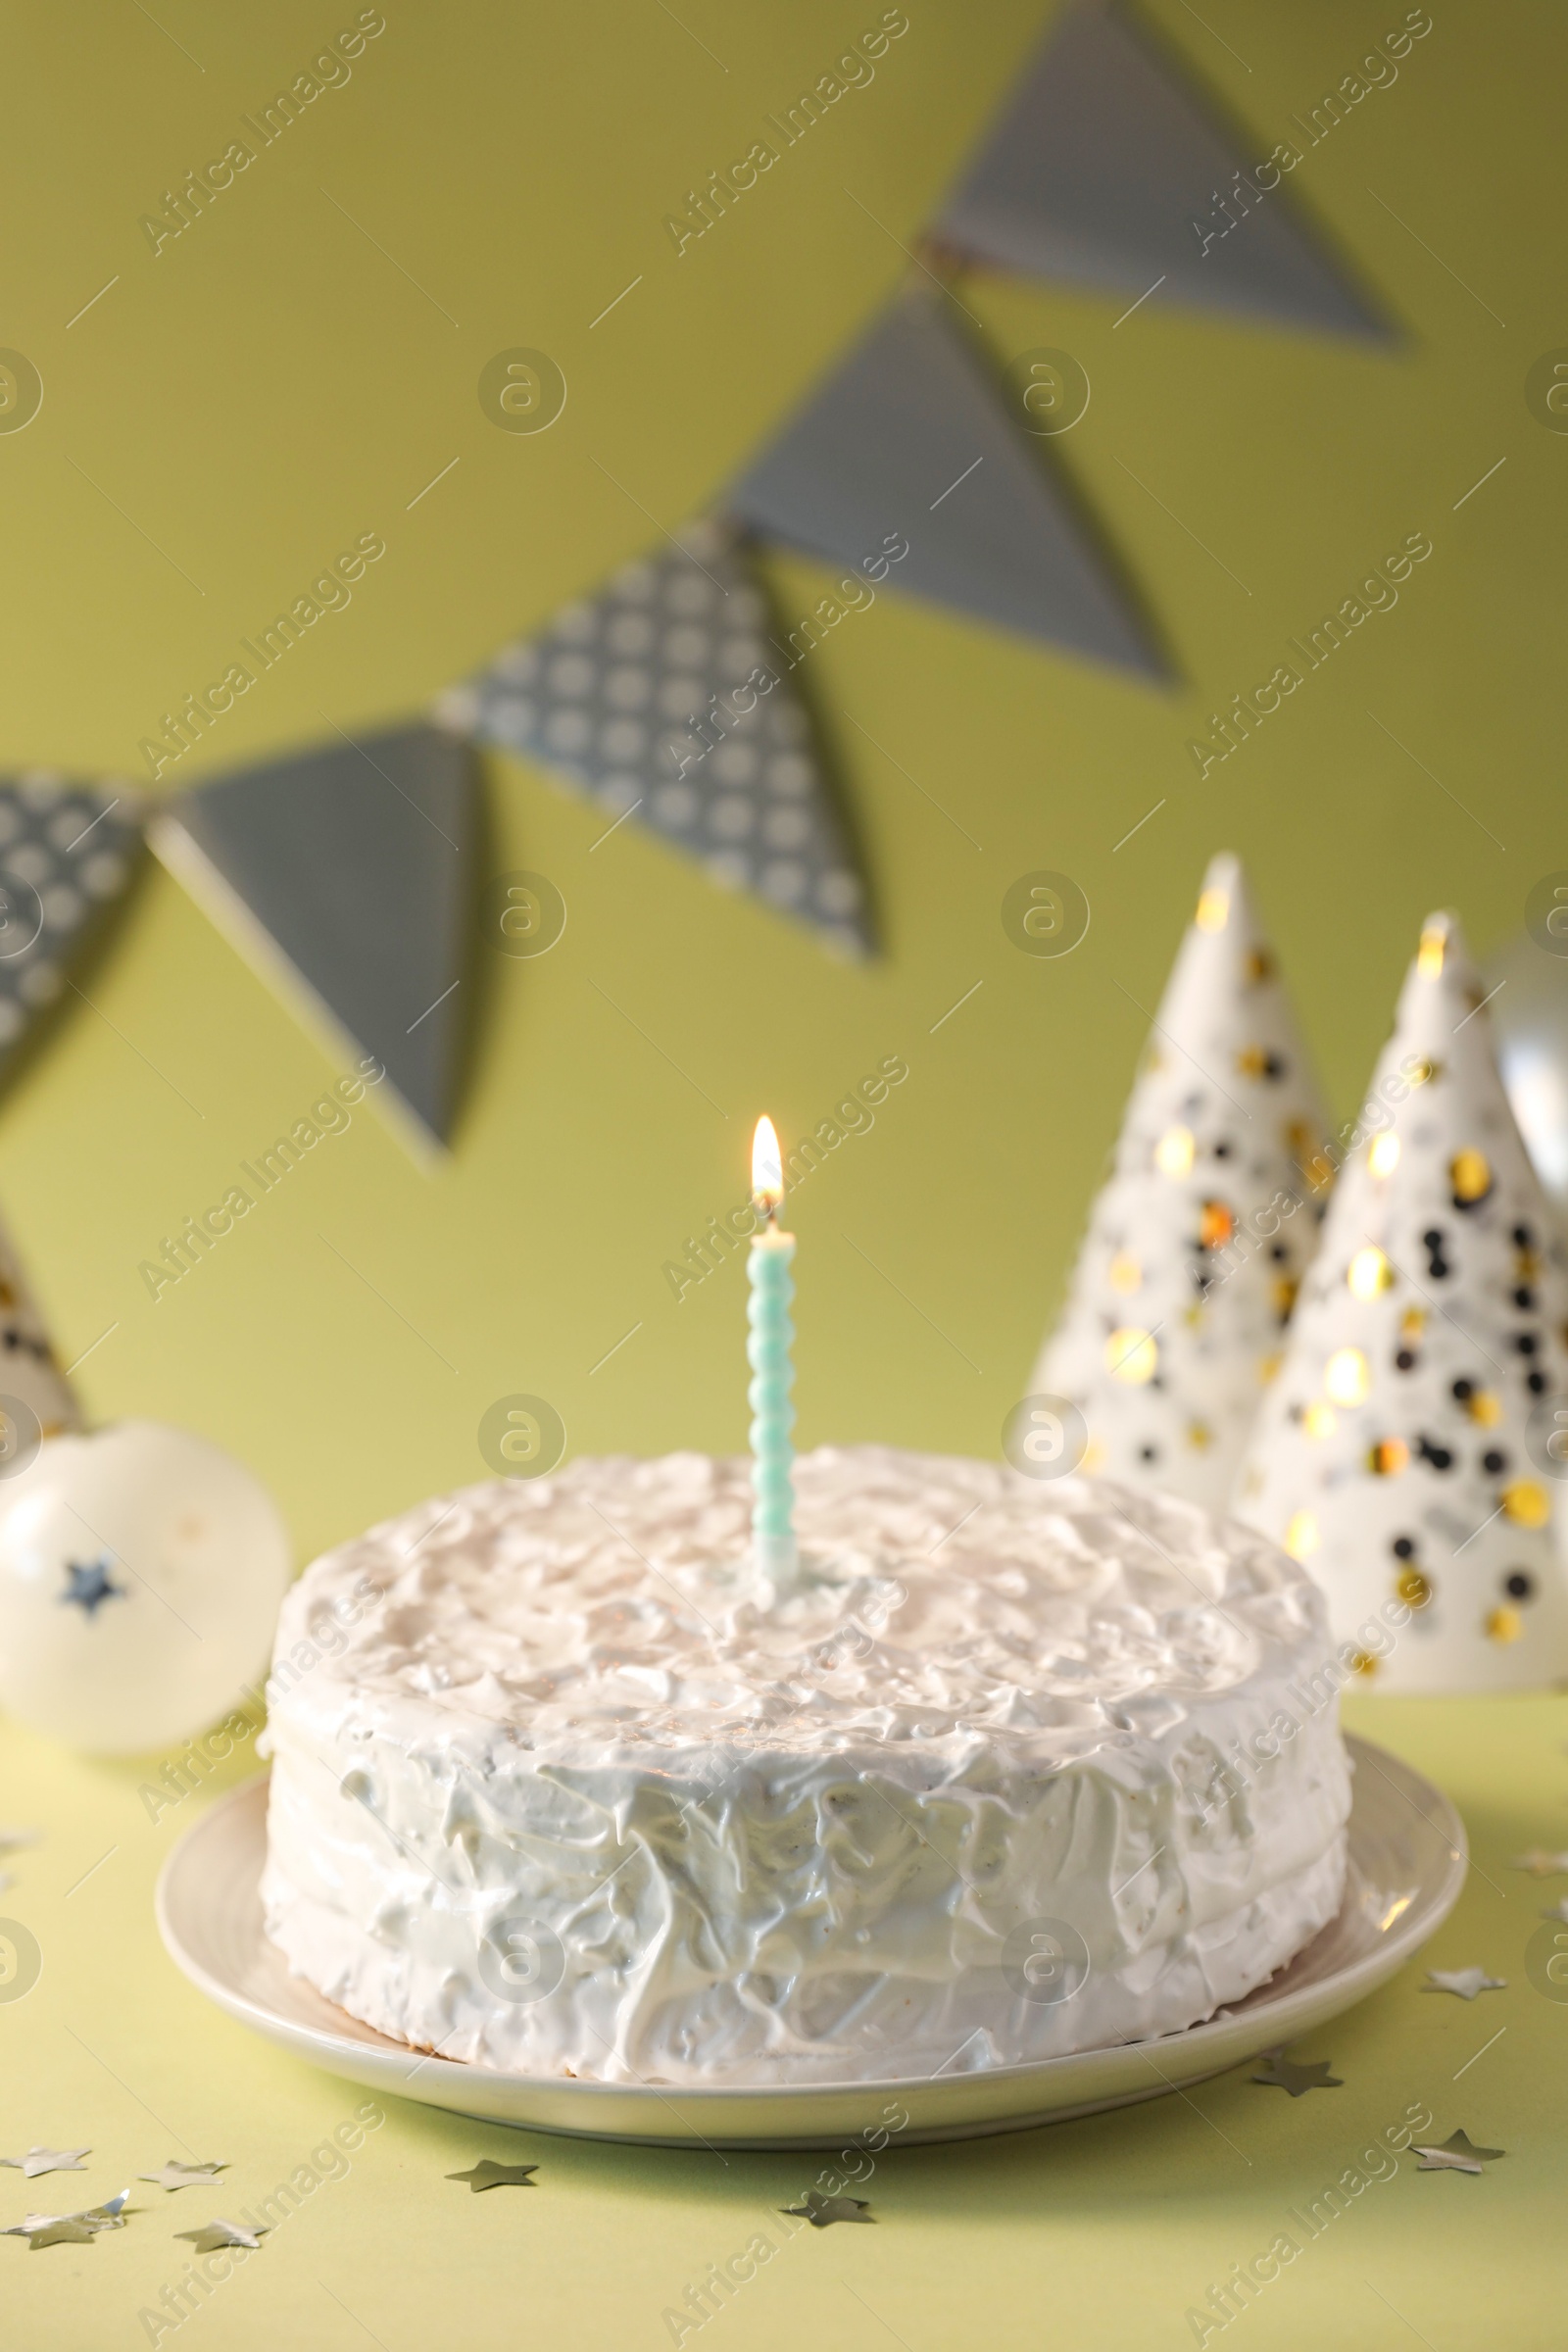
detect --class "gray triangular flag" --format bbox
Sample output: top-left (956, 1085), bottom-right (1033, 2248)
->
top-left (150, 727), bottom-right (473, 1153)
top-left (728, 289), bottom-right (1161, 673)
top-left (934, 0), bottom-right (1389, 337)
top-left (0, 775), bottom-right (142, 1085)
top-left (440, 518), bottom-right (872, 956)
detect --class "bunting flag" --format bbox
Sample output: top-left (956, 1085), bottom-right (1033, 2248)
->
top-left (0, 776), bottom-right (142, 1081)
top-left (440, 517), bottom-right (872, 957)
top-left (728, 287), bottom-right (1161, 675)
top-left (933, 0), bottom-right (1391, 338)
top-left (149, 727), bottom-right (475, 1156)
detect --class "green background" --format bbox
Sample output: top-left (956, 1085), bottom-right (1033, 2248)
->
top-left (2, 0), bottom-right (1566, 2342)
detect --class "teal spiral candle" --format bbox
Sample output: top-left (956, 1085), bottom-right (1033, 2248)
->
top-left (748, 1117), bottom-right (798, 1584)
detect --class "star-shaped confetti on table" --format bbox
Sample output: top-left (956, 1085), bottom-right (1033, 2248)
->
top-left (1510, 1849), bottom-right (1568, 1877)
top-left (446, 2160), bottom-right (539, 2193)
top-left (18, 2218), bottom-right (96, 2250)
top-left (1, 2147), bottom-right (89, 2180)
top-left (59, 1559), bottom-right (123, 1618)
top-left (1250, 2048), bottom-right (1343, 2097)
top-left (138, 2160), bottom-right (228, 2192)
top-left (1425, 1967), bottom-right (1506, 2000)
top-left (176, 2219), bottom-right (268, 2252)
top-left (780, 2192), bottom-right (874, 2228)
top-left (4, 2190), bottom-right (130, 2243)
top-left (1411, 2131), bottom-right (1505, 2175)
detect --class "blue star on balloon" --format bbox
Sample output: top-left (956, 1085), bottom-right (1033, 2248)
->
top-left (60, 1559), bottom-right (124, 1617)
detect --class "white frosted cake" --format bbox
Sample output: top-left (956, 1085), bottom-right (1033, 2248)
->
top-left (260, 1446), bottom-right (1351, 2084)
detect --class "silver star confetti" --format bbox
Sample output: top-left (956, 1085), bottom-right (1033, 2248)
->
top-left (138, 2161), bottom-right (228, 2192)
top-left (5, 2190), bottom-right (130, 2244)
top-left (1250, 2049), bottom-right (1343, 2097)
top-left (1, 2147), bottom-right (89, 2180)
top-left (780, 2192), bottom-right (874, 2228)
top-left (447, 2160), bottom-right (538, 2193)
top-left (19, 2219), bottom-right (95, 2250)
top-left (1425, 1968), bottom-right (1506, 2000)
top-left (1510, 1849), bottom-right (1568, 1877)
top-left (176, 2219), bottom-right (268, 2252)
top-left (1411, 2131), bottom-right (1505, 2175)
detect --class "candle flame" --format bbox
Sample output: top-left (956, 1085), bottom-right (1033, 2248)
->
top-left (751, 1115), bottom-right (784, 1213)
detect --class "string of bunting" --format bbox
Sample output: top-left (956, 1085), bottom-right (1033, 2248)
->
top-left (0, 1), bottom-right (1398, 1155)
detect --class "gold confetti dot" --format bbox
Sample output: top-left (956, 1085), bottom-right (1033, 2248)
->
top-left (1348, 1649), bottom-right (1378, 1678)
top-left (1108, 1250), bottom-right (1142, 1295)
top-left (1303, 1402), bottom-right (1337, 1440)
top-left (1400, 1307), bottom-right (1426, 1343)
top-left (1325, 1347), bottom-right (1369, 1407)
top-left (1406, 1056), bottom-right (1439, 1088)
top-left (1449, 1149), bottom-right (1492, 1204)
top-left (1154, 1126), bottom-right (1195, 1179)
top-left (1369, 1132), bottom-right (1400, 1179)
top-left (1285, 1510), bottom-right (1320, 1560)
top-left (1486, 1606), bottom-right (1522, 1644)
top-left (1348, 1247), bottom-right (1394, 1300)
top-left (1396, 1567), bottom-right (1432, 1608)
top-left (1196, 887), bottom-right (1229, 933)
top-left (1369, 1438), bottom-right (1409, 1475)
top-left (1272, 1276), bottom-right (1298, 1318)
top-left (1417, 924), bottom-right (1446, 980)
top-left (1502, 1481), bottom-right (1549, 1529)
top-left (1187, 1421), bottom-right (1213, 1451)
top-left (1468, 1390), bottom-right (1501, 1429)
top-left (1246, 948), bottom-right (1274, 983)
top-left (1200, 1200), bottom-right (1235, 1250)
top-left (1105, 1328), bottom-right (1157, 1385)
top-left (1258, 1350), bottom-right (1283, 1385)
top-left (1081, 1438), bottom-right (1107, 1473)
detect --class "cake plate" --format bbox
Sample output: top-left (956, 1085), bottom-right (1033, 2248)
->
top-left (156, 1737), bottom-right (1465, 2150)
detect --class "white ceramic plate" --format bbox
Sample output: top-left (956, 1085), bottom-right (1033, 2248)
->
top-left (156, 1738), bottom-right (1465, 2150)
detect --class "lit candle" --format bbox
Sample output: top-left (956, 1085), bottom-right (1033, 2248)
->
top-left (748, 1116), bottom-right (797, 1585)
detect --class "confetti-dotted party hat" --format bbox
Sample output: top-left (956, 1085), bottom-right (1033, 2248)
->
top-left (1233, 911), bottom-right (1568, 1693)
top-left (1033, 853), bottom-right (1332, 1509)
top-left (0, 1199), bottom-right (77, 1450)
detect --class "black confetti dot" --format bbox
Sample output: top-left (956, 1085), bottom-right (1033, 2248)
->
top-left (1483, 1449), bottom-right (1507, 1474)
top-left (1270, 1245), bottom-right (1289, 1262)
top-left (1139, 1445), bottom-right (1158, 1463)
top-left (1395, 1349), bottom-right (1416, 1371)
top-left (1505, 1571), bottom-right (1535, 1601)
top-left (1517, 1334), bottom-right (1539, 1356)
top-left (1529, 1370), bottom-right (1548, 1395)
top-left (1451, 1378), bottom-right (1475, 1401)
top-left (1514, 1288), bottom-right (1537, 1310)
top-left (1423, 1229), bottom-right (1444, 1249)
top-left (1392, 1537), bottom-right (1416, 1560)
top-left (1428, 1258), bottom-right (1450, 1280)
top-left (1416, 1437), bottom-right (1453, 1470)
top-left (1513, 1224), bottom-right (1533, 1248)
top-left (1213, 1143), bottom-right (1231, 1158)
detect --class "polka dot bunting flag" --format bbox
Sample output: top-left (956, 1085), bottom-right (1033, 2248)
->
top-left (1233, 910), bottom-right (1568, 1692)
top-left (0, 776), bottom-right (140, 1073)
top-left (440, 517), bottom-right (871, 958)
top-left (1034, 853), bottom-right (1332, 1509)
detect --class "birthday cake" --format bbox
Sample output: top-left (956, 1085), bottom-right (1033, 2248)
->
top-left (259, 1446), bottom-right (1351, 2084)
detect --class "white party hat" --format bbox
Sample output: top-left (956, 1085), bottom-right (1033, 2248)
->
top-left (1034, 854), bottom-right (1332, 1508)
top-left (1233, 911), bottom-right (1568, 1692)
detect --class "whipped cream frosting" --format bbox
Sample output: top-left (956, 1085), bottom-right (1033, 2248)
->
top-left (261, 1447), bottom-right (1351, 2084)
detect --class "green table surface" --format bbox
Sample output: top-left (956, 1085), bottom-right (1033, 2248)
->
top-left (2, 1692), bottom-right (1559, 2351)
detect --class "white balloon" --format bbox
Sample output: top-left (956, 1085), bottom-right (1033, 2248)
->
top-left (0, 1420), bottom-right (291, 1754)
